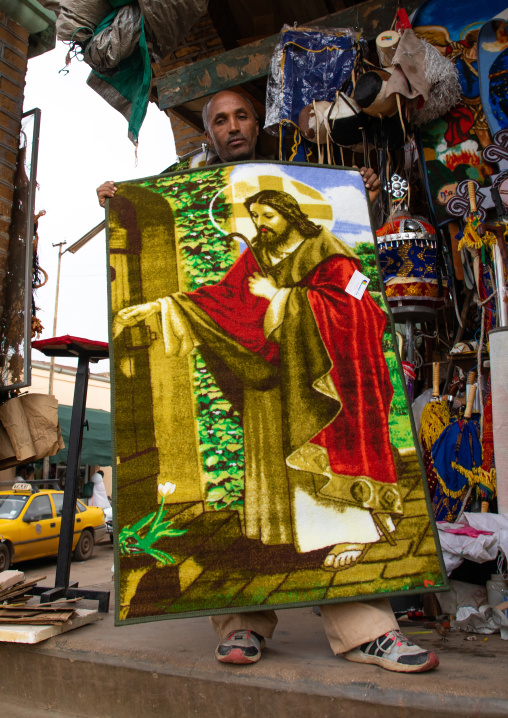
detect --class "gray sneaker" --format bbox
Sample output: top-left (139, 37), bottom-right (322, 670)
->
top-left (343, 630), bottom-right (439, 673)
top-left (215, 629), bottom-right (265, 664)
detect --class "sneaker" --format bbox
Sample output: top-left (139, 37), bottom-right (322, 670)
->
top-left (342, 630), bottom-right (439, 673)
top-left (215, 629), bottom-right (265, 664)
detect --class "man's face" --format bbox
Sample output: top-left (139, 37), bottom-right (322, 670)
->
top-left (249, 202), bottom-right (291, 250)
top-left (205, 91), bottom-right (259, 163)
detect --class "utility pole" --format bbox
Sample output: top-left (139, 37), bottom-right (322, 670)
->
top-left (42, 240), bottom-right (66, 480)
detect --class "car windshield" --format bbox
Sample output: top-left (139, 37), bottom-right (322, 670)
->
top-left (0, 494), bottom-right (30, 519)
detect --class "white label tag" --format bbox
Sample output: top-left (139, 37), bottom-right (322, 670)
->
top-left (345, 270), bottom-right (370, 300)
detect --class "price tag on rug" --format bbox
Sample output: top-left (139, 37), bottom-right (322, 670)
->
top-left (345, 270), bottom-right (370, 299)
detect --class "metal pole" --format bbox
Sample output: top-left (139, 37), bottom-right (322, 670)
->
top-left (53, 351), bottom-right (90, 591)
top-left (42, 240), bottom-right (66, 481)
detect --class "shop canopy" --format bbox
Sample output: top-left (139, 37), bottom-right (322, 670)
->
top-left (51, 404), bottom-right (112, 466)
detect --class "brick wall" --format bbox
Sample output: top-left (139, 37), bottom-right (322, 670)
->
top-left (167, 110), bottom-right (207, 158)
top-left (154, 12), bottom-right (224, 157)
top-left (0, 12), bottom-right (28, 315)
top-left (153, 13), bottom-right (224, 75)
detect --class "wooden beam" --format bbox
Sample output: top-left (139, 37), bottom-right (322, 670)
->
top-left (157, 35), bottom-right (275, 110)
top-left (156, 0), bottom-right (421, 111)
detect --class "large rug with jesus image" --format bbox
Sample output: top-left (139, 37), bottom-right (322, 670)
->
top-left (107, 161), bottom-right (447, 625)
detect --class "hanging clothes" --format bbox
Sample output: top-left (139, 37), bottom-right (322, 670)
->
top-left (265, 26), bottom-right (360, 162)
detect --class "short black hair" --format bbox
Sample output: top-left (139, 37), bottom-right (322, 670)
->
top-left (244, 190), bottom-right (321, 239)
top-left (202, 92), bottom-right (258, 133)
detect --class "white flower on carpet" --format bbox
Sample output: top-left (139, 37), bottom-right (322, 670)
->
top-left (158, 481), bottom-right (177, 501)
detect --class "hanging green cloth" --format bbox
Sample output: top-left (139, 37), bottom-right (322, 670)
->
top-left (87, 4), bottom-right (151, 144)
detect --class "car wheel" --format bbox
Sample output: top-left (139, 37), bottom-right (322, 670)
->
top-left (74, 529), bottom-right (94, 561)
top-left (0, 542), bottom-right (10, 571)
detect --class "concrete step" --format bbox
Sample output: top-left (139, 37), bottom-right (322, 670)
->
top-left (4, 701), bottom-right (79, 717)
top-left (0, 599), bottom-right (507, 718)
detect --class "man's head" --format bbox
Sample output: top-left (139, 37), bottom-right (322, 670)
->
top-left (244, 190), bottom-right (321, 251)
top-left (203, 90), bottom-right (259, 163)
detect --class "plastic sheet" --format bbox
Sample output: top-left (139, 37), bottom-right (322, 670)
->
top-left (264, 25), bottom-right (359, 138)
top-left (55, 0), bottom-right (208, 62)
top-left (56, 0), bottom-right (112, 43)
top-left (36, 0), bottom-right (61, 13)
top-left (138, 0), bottom-right (208, 62)
top-left (55, 0), bottom-right (208, 144)
top-left (451, 605), bottom-right (508, 639)
top-left (84, 4), bottom-right (142, 74)
top-left (437, 513), bottom-right (508, 574)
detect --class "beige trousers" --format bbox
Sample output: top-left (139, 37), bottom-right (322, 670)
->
top-left (210, 599), bottom-right (398, 654)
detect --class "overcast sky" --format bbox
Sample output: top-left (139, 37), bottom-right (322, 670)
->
top-left (23, 43), bottom-right (177, 373)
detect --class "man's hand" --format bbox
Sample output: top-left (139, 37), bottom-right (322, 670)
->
top-left (359, 167), bottom-right (381, 203)
top-left (248, 272), bottom-right (278, 300)
top-left (117, 301), bottom-right (160, 324)
top-left (97, 181), bottom-right (117, 208)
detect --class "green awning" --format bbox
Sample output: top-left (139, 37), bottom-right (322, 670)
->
top-left (51, 405), bottom-right (112, 466)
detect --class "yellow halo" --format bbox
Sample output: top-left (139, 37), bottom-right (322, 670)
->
top-left (219, 174), bottom-right (334, 239)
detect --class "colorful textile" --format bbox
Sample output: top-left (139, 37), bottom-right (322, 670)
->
top-left (478, 13), bottom-right (508, 135)
top-left (267, 27), bottom-right (358, 161)
top-left (108, 162), bottom-right (446, 624)
top-left (88, 6), bottom-right (151, 144)
top-left (377, 216), bottom-right (438, 283)
top-left (413, 0), bottom-right (507, 225)
top-left (376, 216), bottom-right (447, 307)
top-left (431, 415), bottom-right (482, 497)
top-left (432, 484), bottom-right (470, 522)
top-left (385, 280), bottom-right (439, 299)
top-left (379, 245), bottom-right (439, 283)
top-left (419, 399), bottom-right (450, 499)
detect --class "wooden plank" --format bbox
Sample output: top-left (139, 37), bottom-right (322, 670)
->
top-left (157, 35), bottom-right (275, 110)
top-left (0, 576), bottom-right (46, 600)
top-left (0, 570), bottom-right (24, 591)
top-left (0, 613), bottom-right (75, 624)
top-left (156, 0), bottom-right (422, 110)
top-left (0, 609), bottom-right (98, 643)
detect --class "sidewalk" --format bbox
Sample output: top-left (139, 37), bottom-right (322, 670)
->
top-left (0, 580), bottom-right (507, 718)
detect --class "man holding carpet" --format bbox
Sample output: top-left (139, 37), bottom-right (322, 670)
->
top-left (100, 90), bottom-right (438, 673)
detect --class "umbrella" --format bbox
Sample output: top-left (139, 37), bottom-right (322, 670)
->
top-left (431, 380), bottom-right (481, 522)
top-left (419, 362), bottom-right (450, 498)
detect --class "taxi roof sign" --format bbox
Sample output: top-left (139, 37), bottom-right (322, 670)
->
top-left (12, 482), bottom-right (31, 492)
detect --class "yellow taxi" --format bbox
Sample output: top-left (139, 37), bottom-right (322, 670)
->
top-left (0, 483), bottom-right (107, 571)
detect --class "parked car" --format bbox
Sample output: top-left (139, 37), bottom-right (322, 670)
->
top-left (0, 483), bottom-right (107, 571)
top-left (104, 505), bottom-right (113, 543)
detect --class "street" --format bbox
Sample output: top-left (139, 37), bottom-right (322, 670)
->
top-left (17, 537), bottom-right (114, 589)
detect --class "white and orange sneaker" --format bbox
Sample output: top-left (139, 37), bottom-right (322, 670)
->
top-left (215, 629), bottom-right (265, 664)
top-left (343, 630), bottom-right (439, 673)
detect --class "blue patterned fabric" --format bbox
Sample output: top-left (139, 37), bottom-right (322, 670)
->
top-left (431, 415), bottom-right (482, 496)
top-left (432, 484), bottom-right (470, 522)
top-left (378, 242), bottom-right (438, 283)
top-left (278, 29), bottom-right (358, 161)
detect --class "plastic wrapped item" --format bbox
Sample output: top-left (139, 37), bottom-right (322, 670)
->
top-left (56, 0), bottom-right (112, 43)
top-left (436, 579), bottom-right (488, 615)
top-left (382, 29), bottom-right (461, 127)
top-left (84, 4), bottom-right (142, 73)
top-left (139, 0), bottom-right (208, 61)
top-left (264, 24), bottom-right (360, 160)
top-left (437, 513), bottom-right (508, 574)
top-left (83, 0), bottom-right (207, 144)
top-left (451, 605), bottom-right (508, 639)
top-left (36, 0), bottom-right (61, 13)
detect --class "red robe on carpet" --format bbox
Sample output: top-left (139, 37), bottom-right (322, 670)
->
top-left (187, 237), bottom-right (398, 489)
